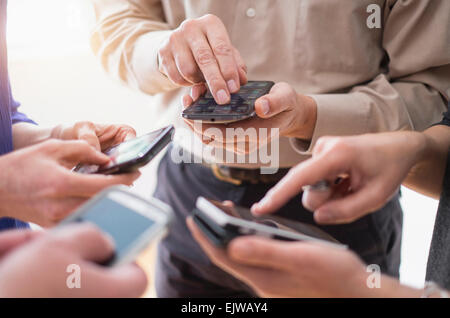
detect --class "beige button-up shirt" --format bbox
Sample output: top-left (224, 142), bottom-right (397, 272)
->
top-left (91, 0), bottom-right (450, 168)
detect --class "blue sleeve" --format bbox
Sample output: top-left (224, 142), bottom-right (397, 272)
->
top-left (10, 97), bottom-right (37, 125)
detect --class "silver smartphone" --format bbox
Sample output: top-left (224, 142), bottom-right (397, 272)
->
top-left (58, 186), bottom-right (174, 266)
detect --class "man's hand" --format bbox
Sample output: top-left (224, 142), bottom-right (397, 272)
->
top-left (0, 139), bottom-right (140, 227)
top-left (252, 132), bottom-right (426, 224)
top-left (0, 224), bottom-right (147, 297)
top-left (158, 14), bottom-right (247, 104)
top-left (188, 218), bottom-right (422, 298)
top-left (51, 121), bottom-right (136, 151)
top-left (183, 82), bottom-right (317, 154)
top-left (187, 218), bottom-right (374, 297)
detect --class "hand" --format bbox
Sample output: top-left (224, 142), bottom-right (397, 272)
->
top-left (51, 121), bottom-right (136, 151)
top-left (0, 230), bottom-right (43, 259)
top-left (183, 82), bottom-right (317, 154)
top-left (0, 139), bottom-right (140, 227)
top-left (158, 14), bottom-right (247, 104)
top-left (252, 132), bottom-right (426, 224)
top-left (0, 224), bottom-right (147, 297)
top-left (188, 218), bottom-right (373, 297)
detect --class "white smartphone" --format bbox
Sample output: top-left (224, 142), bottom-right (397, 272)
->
top-left (59, 186), bottom-right (174, 266)
top-left (193, 197), bottom-right (346, 249)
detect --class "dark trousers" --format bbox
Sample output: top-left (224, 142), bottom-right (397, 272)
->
top-left (153, 149), bottom-right (403, 297)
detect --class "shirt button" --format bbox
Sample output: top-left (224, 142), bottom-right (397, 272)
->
top-left (246, 8), bottom-right (256, 18)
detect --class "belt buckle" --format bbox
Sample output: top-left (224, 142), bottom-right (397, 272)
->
top-left (211, 164), bottom-right (242, 186)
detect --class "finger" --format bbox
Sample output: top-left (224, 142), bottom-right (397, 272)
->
top-left (251, 155), bottom-right (346, 215)
top-left (0, 230), bottom-right (42, 257)
top-left (49, 223), bottom-right (115, 263)
top-left (182, 94), bottom-right (194, 108)
top-left (233, 47), bottom-right (248, 79)
top-left (67, 262), bottom-right (147, 298)
top-left (227, 236), bottom-right (297, 271)
top-left (254, 83), bottom-right (296, 119)
top-left (171, 35), bottom-right (204, 84)
top-left (186, 31), bottom-right (230, 104)
top-left (222, 200), bottom-right (235, 207)
top-left (160, 51), bottom-right (192, 86)
top-left (66, 171), bottom-right (141, 197)
top-left (203, 21), bottom-right (240, 93)
top-left (55, 140), bottom-right (110, 167)
top-left (314, 183), bottom-right (391, 224)
top-left (97, 125), bottom-right (137, 150)
top-left (302, 187), bottom-right (333, 212)
top-left (191, 83), bottom-right (207, 101)
top-left (74, 123), bottom-right (102, 151)
top-left (187, 218), bottom-right (278, 294)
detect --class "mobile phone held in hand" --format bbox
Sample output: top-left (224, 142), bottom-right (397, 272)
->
top-left (58, 186), bottom-right (174, 267)
top-left (74, 125), bottom-right (174, 175)
top-left (182, 81), bottom-right (274, 124)
top-left (192, 197), bottom-right (346, 249)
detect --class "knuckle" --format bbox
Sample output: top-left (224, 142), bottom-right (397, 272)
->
top-left (178, 63), bottom-right (198, 80)
top-left (75, 121), bottom-right (95, 130)
top-left (195, 48), bottom-right (215, 66)
top-left (180, 19), bottom-right (197, 33)
top-left (202, 14), bottom-right (219, 24)
top-left (212, 40), bottom-right (232, 56)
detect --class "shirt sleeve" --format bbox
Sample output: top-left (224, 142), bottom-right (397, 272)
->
top-left (10, 97), bottom-right (36, 125)
top-left (91, 0), bottom-right (176, 96)
top-left (291, 0), bottom-right (450, 154)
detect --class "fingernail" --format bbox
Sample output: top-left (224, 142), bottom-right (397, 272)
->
top-left (227, 80), bottom-right (238, 93)
top-left (216, 89), bottom-right (229, 104)
top-left (315, 211), bottom-right (334, 223)
top-left (259, 99), bottom-right (270, 115)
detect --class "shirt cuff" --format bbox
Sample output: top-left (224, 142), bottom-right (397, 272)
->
top-left (11, 111), bottom-right (37, 126)
top-left (130, 30), bottom-right (179, 95)
top-left (290, 93), bottom-right (370, 155)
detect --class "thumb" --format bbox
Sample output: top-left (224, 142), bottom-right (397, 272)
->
top-left (0, 230), bottom-right (42, 257)
top-left (254, 82), bottom-right (296, 118)
top-left (56, 140), bottom-right (110, 167)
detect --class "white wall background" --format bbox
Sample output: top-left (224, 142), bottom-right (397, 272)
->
top-left (6, 0), bottom-right (439, 291)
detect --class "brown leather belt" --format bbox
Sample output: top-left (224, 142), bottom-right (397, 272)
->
top-left (208, 164), bottom-right (290, 185)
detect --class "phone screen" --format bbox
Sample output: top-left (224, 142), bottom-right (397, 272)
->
top-left (102, 129), bottom-right (164, 169)
top-left (75, 126), bottom-right (171, 174)
top-left (72, 194), bottom-right (157, 264)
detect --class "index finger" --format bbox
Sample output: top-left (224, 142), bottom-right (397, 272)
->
top-left (252, 154), bottom-right (347, 215)
top-left (186, 31), bottom-right (230, 105)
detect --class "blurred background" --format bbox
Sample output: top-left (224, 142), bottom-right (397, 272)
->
top-left (6, 0), bottom-right (439, 294)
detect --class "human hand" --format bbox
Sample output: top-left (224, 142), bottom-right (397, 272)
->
top-left (0, 224), bottom-right (147, 297)
top-left (51, 121), bottom-right (136, 151)
top-left (252, 132), bottom-right (426, 224)
top-left (0, 139), bottom-right (140, 227)
top-left (158, 14), bottom-right (247, 104)
top-left (187, 217), bottom-right (375, 298)
top-left (182, 82), bottom-right (317, 154)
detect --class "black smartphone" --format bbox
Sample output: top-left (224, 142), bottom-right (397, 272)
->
top-left (192, 197), bottom-right (345, 249)
top-left (182, 81), bottom-right (274, 123)
top-left (58, 186), bottom-right (173, 266)
top-left (74, 125), bottom-right (174, 175)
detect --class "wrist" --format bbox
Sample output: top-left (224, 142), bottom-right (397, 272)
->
top-left (288, 94), bottom-right (317, 140)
